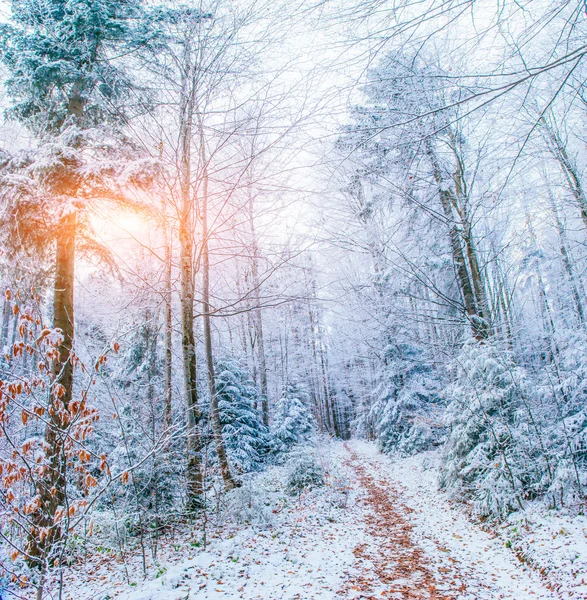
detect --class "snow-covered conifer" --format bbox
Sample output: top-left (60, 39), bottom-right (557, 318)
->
top-left (440, 340), bottom-right (530, 517)
top-left (215, 357), bottom-right (273, 473)
top-left (371, 343), bottom-right (444, 456)
top-left (272, 382), bottom-right (315, 451)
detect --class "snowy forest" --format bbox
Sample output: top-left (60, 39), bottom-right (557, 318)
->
top-left (0, 0), bottom-right (586, 599)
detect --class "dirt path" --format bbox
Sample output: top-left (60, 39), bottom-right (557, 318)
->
top-left (342, 442), bottom-right (559, 600)
top-left (340, 444), bottom-right (458, 599)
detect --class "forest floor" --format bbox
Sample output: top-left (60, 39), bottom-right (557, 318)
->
top-left (62, 440), bottom-right (586, 600)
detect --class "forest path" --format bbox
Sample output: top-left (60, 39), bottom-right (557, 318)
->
top-left (100, 441), bottom-right (561, 600)
top-left (343, 441), bottom-right (558, 600)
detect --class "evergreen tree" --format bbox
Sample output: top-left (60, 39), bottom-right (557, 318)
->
top-left (272, 382), bottom-right (315, 451)
top-left (0, 0), bottom-right (153, 568)
top-left (215, 357), bottom-right (273, 473)
top-left (440, 340), bottom-right (530, 517)
top-left (371, 343), bottom-right (444, 456)
top-left (535, 328), bottom-right (587, 505)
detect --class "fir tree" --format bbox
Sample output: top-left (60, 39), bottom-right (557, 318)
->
top-left (272, 382), bottom-right (315, 451)
top-left (440, 340), bottom-right (529, 517)
top-left (371, 343), bottom-right (444, 456)
top-left (215, 357), bottom-right (273, 473)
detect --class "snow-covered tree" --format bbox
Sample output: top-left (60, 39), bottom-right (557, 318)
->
top-left (215, 357), bottom-right (273, 473)
top-left (371, 343), bottom-right (444, 456)
top-left (535, 328), bottom-right (587, 505)
top-left (440, 340), bottom-right (531, 517)
top-left (0, 0), bottom-right (154, 579)
top-left (272, 382), bottom-right (315, 451)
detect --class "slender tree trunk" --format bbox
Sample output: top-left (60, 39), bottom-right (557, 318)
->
top-left (451, 129), bottom-right (492, 330)
top-left (308, 303), bottom-right (331, 432)
top-left (320, 345), bottom-right (339, 438)
top-left (178, 63), bottom-right (203, 511)
top-left (2, 296), bottom-right (10, 346)
top-left (427, 144), bottom-right (486, 339)
top-left (163, 227), bottom-right (173, 429)
top-left (235, 268), bottom-right (252, 373)
top-left (179, 216), bottom-right (203, 510)
top-left (247, 196), bottom-right (269, 425)
top-left (462, 221), bottom-right (491, 326)
top-left (541, 117), bottom-right (587, 231)
top-left (200, 140), bottom-right (236, 491)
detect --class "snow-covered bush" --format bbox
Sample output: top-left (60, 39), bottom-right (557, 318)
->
top-left (225, 478), bottom-right (275, 526)
top-left (216, 357), bottom-right (273, 473)
top-left (440, 339), bottom-right (530, 518)
top-left (272, 382), bottom-right (315, 451)
top-left (285, 448), bottom-right (325, 495)
top-left (371, 343), bottom-right (444, 455)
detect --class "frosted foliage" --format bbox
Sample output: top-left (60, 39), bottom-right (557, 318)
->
top-left (272, 382), bottom-right (315, 450)
top-left (535, 329), bottom-right (587, 503)
top-left (441, 335), bottom-right (587, 519)
top-left (440, 340), bottom-right (529, 518)
top-left (371, 344), bottom-right (444, 456)
top-left (225, 480), bottom-right (275, 526)
top-left (285, 448), bottom-right (325, 495)
top-left (216, 357), bottom-right (273, 473)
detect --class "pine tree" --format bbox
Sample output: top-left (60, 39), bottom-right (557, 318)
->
top-left (440, 340), bottom-right (530, 517)
top-left (272, 382), bottom-right (315, 451)
top-left (371, 343), bottom-right (443, 456)
top-left (215, 357), bottom-right (273, 474)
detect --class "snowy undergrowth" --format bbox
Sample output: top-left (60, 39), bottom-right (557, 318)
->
top-left (360, 441), bottom-right (587, 599)
top-left (62, 440), bottom-right (364, 600)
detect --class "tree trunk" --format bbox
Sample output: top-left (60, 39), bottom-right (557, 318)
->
top-left (178, 64), bottom-right (203, 511)
top-left (541, 117), bottom-right (587, 232)
top-left (320, 345), bottom-right (340, 438)
top-left (427, 144), bottom-right (486, 339)
top-left (179, 215), bottom-right (203, 510)
top-left (2, 296), bottom-right (10, 346)
top-left (30, 211), bottom-right (76, 564)
top-left (548, 189), bottom-right (585, 324)
top-left (462, 220), bottom-right (491, 326)
top-left (163, 228), bottom-right (173, 429)
top-left (200, 141), bottom-right (237, 492)
top-left (451, 129), bottom-right (492, 331)
top-left (247, 196), bottom-right (269, 425)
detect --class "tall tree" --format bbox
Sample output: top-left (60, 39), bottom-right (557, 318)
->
top-left (0, 0), bottom-right (151, 563)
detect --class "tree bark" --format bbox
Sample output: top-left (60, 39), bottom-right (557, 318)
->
top-left (163, 227), bottom-right (173, 429)
top-left (246, 195), bottom-right (269, 425)
top-left (548, 190), bottom-right (585, 324)
top-left (1, 296), bottom-right (10, 346)
top-left (179, 215), bottom-right (203, 510)
top-left (541, 117), bottom-right (587, 232)
top-left (427, 144), bottom-right (487, 339)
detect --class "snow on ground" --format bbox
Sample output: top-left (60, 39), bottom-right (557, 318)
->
top-left (56, 440), bottom-right (586, 600)
top-left (356, 441), bottom-right (587, 599)
top-left (64, 442), bottom-right (368, 600)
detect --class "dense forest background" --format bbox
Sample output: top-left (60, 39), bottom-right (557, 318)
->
top-left (0, 0), bottom-right (586, 596)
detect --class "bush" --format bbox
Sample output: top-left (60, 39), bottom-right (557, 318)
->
top-left (285, 449), bottom-right (325, 495)
top-left (225, 481), bottom-right (275, 526)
